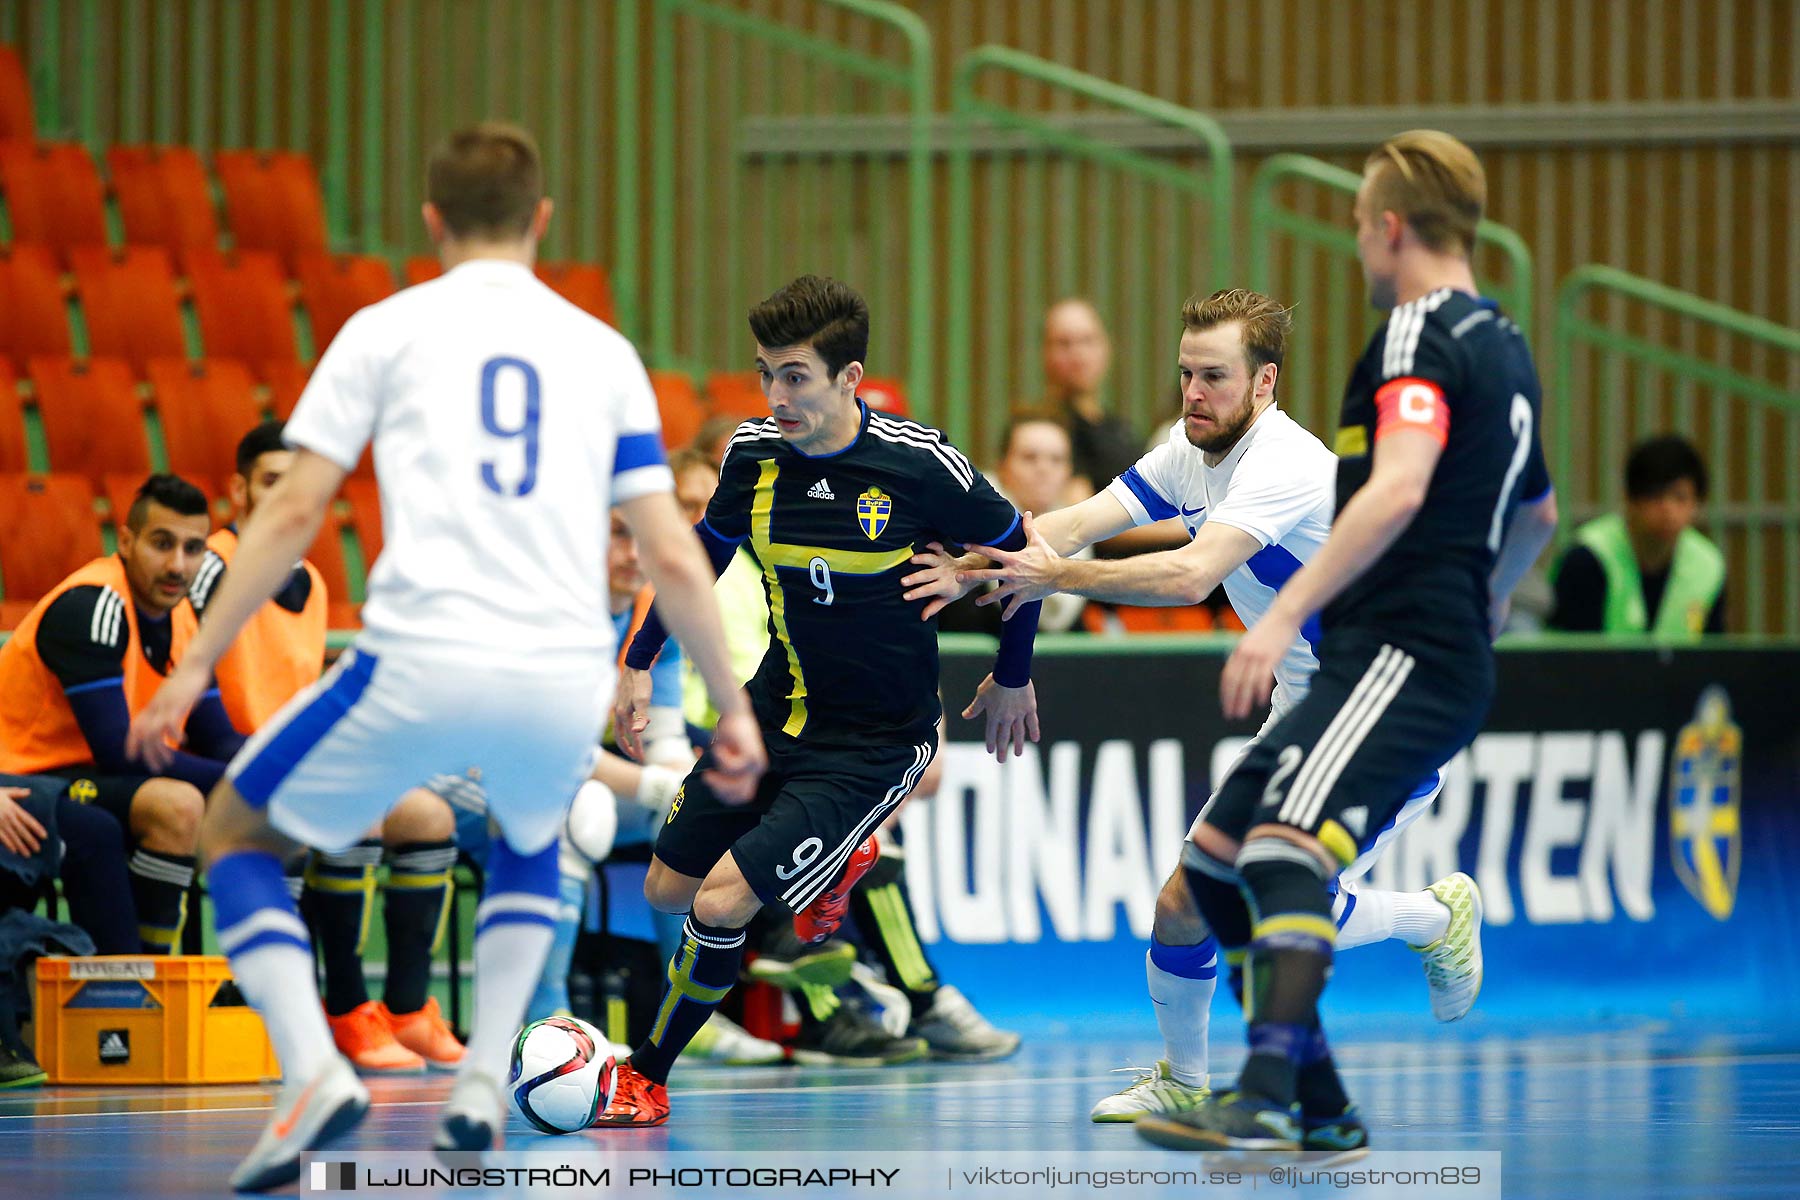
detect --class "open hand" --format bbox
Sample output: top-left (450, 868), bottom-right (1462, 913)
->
top-left (901, 542), bottom-right (985, 621)
top-left (961, 673), bottom-right (1040, 762)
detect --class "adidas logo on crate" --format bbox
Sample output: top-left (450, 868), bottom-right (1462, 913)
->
top-left (807, 479), bottom-right (836, 500)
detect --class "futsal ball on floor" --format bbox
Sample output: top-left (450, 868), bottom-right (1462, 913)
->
top-left (507, 1015), bottom-right (617, 1133)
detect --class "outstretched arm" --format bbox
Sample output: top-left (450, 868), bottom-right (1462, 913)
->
top-left (900, 491), bottom-right (1136, 619)
top-left (967, 513), bottom-right (1259, 616)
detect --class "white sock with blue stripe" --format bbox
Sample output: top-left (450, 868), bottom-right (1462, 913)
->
top-left (210, 850), bottom-right (336, 1082)
top-left (1146, 935), bottom-right (1217, 1088)
top-left (465, 837), bottom-right (561, 1085)
top-left (1332, 880), bottom-right (1450, 949)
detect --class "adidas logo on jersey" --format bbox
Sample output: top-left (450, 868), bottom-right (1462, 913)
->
top-left (807, 479), bottom-right (836, 500)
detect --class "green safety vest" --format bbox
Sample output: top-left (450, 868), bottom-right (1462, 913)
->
top-left (1571, 513), bottom-right (1724, 639)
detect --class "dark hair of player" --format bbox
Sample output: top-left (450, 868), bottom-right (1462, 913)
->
top-left (1180, 288), bottom-right (1295, 389)
top-left (668, 446), bottom-right (717, 479)
top-left (1363, 129), bottom-right (1487, 256)
top-left (998, 411), bottom-right (1069, 459)
top-left (127, 473), bottom-right (209, 532)
top-left (1625, 435), bottom-right (1709, 501)
top-left (747, 275), bottom-right (870, 379)
top-left (234, 420), bottom-right (288, 478)
top-left (426, 122), bottom-right (543, 239)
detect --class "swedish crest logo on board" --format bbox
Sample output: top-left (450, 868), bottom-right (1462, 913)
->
top-left (1670, 685), bottom-right (1742, 921)
top-left (857, 487), bottom-right (891, 540)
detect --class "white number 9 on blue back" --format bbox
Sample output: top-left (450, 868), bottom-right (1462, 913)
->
top-left (479, 356), bottom-right (542, 497)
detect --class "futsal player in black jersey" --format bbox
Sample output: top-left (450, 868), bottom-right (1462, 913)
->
top-left (598, 275), bottom-right (1044, 1126)
top-left (1139, 132), bottom-right (1560, 1154)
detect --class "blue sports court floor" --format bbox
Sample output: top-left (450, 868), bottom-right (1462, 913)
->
top-left (4, 1015), bottom-right (1798, 1198)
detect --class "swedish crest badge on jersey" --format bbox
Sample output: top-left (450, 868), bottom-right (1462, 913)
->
top-left (1670, 685), bottom-right (1741, 921)
top-left (857, 487), bottom-right (891, 540)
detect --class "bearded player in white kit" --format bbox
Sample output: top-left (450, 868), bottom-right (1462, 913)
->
top-left (905, 288), bottom-right (1493, 1134)
top-left (128, 123), bottom-right (765, 1191)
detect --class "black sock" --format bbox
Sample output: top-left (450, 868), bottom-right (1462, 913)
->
top-left (630, 914), bottom-right (746, 1085)
top-left (1235, 851), bottom-right (1336, 1107)
top-left (1296, 1027), bottom-right (1351, 1118)
top-left (381, 839), bottom-right (456, 1015)
top-left (128, 847), bottom-right (195, 954)
top-left (302, 839), bottom-right (381, 1017)
top-left (847, 854), bottom-right (938, 1016)
top-left (57, 799), bottom-right (137, 954)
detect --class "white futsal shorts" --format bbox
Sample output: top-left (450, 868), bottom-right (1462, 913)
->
top-left (228, 642), bottom-right (610, 855)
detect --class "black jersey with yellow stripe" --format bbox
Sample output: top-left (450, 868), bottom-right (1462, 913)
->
top-left (705, 402), bottom-right (1019, 747)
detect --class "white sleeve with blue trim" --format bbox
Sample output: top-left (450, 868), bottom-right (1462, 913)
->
top-left (609, 353), bottom-right (674, 503)
top-left (1206, 440), bottom-right (1335, 549)
top-left (1104, 427), bottom-right (1183, 527)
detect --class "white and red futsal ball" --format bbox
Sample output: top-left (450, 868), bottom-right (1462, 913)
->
top-left (506, 1015), bottom-right (617, 1133)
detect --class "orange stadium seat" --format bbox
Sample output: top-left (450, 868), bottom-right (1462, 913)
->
top-left (0, 473), bottom-right (103, 628)
top-left (70, 245), bottom-right (188, 375)
top-left (0, 45), bottom-right (35, 141)
top-left (214, 149), bottom-right (328, 269)
top-left (535, 261), bottom-right (616, 325)
top-left (859, 376), bottom-right (910, 416)
top-left (0, 360), bottom-right (27, 472)
top-left (649, 369), bottom-right (704, 451)
top-left (107, 144), bottom-right (220, 254)
top-left (340, 477), bottom-right (383, 566)
top-left (27, 355), bottom-right (150, 488)
top-left (705, 370), bottom-right (767, 422)
top-left (0, 140), bottom-right (108, 263)
top-left (294, 252), bottom-right (396, 351)
top-left (261, 357), bottom-right (310, 420)
top-left (150, 357), bottom-right (266, 483)
top-left (181, 246), bottom-right (298, 370)
top-left (0, 242), bottom-right (71, 367)
top-left (402, 256), bottom-right (441, 287)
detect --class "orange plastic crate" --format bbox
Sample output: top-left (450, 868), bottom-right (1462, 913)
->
top-left (34, 955), bottom-right (279, 1084)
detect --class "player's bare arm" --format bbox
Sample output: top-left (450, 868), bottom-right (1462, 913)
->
top-left (1220, 425), bottom-right (1442, 719)
top-left (616, 490), bottom-right (765, 800)
top-left (127, 448), bottom-right (346, 770)
top-left (1487, 488), bottom-right (1559, 638)
top-left (900, 490), bottom-right (1134, 619)
top-left (968, 511), bottom-right (1261, 617)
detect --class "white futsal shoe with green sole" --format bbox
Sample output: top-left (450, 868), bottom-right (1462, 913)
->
top-left (1416, 871), bottom-right (1484, 1022)
top-left (1090, 1059), bottom-right (1209, 1122)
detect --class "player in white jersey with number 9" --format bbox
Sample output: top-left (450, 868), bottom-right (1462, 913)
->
top-left (127, 123), bottom-right (765, 1192)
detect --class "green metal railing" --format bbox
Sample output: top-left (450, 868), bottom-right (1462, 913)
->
top-left (616, 0), bottom-right (934, 409)
top-left (1554, 265), bottom-right (1800, 635)
top-left (944, 45), bottom-right (1234, 456)
top-left (1246, 153), bottom-right (1535, 438)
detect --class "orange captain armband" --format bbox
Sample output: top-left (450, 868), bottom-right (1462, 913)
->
top-left (1374, 377), bottom-right (1449, 446)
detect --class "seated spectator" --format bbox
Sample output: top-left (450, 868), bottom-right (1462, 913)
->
top-left (1036, 297), bottom-right (1140, 499)
top-left (1550, 435), bottom-right (1725, 638)
top-left (940, 415), bottom-right (1090, 637)
top-left (0, 475), bottom-right (242, 953)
